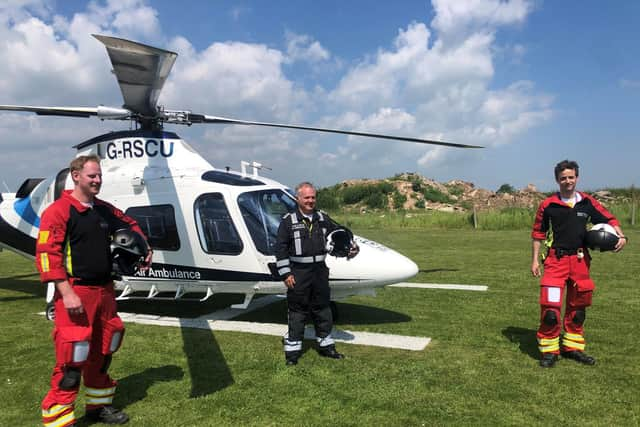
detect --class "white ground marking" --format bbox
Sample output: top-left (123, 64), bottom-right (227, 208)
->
top-left (197, 295), bottom-right (286, 321)
top-left (117, 293), bottom-right (430, 351)
top-left (43, 293), bottom-right (431, 351)
top-left (388, 282), bottom-right (488, 291)
top-left (118, 313), bottom-right (431, 351)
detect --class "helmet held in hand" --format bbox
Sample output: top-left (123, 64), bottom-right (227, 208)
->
top-left (585, 223), bottom-right (619, 252)
top-left (326, 228), bottom-right (354, 258)
top-left (111, 229), bottom-right (149, 277)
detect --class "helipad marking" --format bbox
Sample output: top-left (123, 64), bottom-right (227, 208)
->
top-left (389, 282), bottom-right (488, 291)
top-left (118, 313), bottom-right (430, 351)
top-left (197, 294), bottom-right (285, 321)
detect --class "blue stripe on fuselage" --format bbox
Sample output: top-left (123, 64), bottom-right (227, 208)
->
top-left (13, 197), bottom-right (40, 228)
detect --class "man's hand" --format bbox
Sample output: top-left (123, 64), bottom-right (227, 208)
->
top-left (140, 248), bottom-right (153, 271)
top-left (614, 236), bottom-right (627, 252)
top-left (284, 275), bottom-right (296, 289)
top-left (531, 239), bottom-right (542, 278)
top-left (56, 280), bottom-right (83, 315)
top-left (613, 226), bottom-right (627, 252)
top-left (531, 260), bottom-right (541, 277)
top-left (347, 243), bottom-right (360, 260)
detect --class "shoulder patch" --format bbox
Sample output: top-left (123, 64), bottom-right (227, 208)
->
top-left (38, 230), bottom-right (50, 244)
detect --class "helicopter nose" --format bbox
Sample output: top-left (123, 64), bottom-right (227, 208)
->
top-left (327, 236), bottom-right (418, 285)
top-left (357, 242), bottom-right (418, 284)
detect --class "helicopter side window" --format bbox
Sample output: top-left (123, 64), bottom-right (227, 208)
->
top-left (54, 168), bottom-right (70, 200)
top-left (237, 189), bottom-right (297, 255)
top-left (195, 193), bottom-right (243, 255)
top-left (125, 205), bottom-right (180, 251)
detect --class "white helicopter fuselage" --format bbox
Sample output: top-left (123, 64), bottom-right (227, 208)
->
top-left (0, 130), bottom-right (418, 306)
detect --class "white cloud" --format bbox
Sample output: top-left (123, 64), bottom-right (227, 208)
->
top-left (0, 0), bottom-right (52, 23)
top-left (323, 1), bottom-right (548, 180)
top-left (162, 37), bottom-right (309, 122)
top-left (110, 4), bottom-right (160, 39)
top-left (431, 0), bottom-right (533, 45)
top-left (330, 23), bottom-right (494, 112)
top-left (284, 31), bottom-right (330, 64)
top-left (417, 146), bottom-right (446, 166)
top-left (0, 0), bottom-right (552, 191)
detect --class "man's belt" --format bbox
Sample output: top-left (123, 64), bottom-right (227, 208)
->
top-left (552, 248), bottom-right (584, 258)
top-left (70, 277), bottom-right (113, 286)
top-left (290, 255), bottom-right (327, 264)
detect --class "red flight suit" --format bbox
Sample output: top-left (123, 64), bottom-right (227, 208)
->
top-left (36, 190), bottom-right (144, 427)
top-left (531, 191), bottom-right (619, 355)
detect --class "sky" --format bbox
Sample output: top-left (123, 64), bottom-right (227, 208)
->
top-left (0, 0), bottom-right (638, 193)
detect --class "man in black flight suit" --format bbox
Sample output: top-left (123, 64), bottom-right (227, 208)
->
top-left (275, 182), bottom-right (358, 365)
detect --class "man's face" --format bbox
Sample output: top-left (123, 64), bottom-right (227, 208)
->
top-left (72, 161), bottom-right (102, 197)
top-left (296, 186), bottom-right (316, 214)
top-left (556, 168), bottom-right (578, 194)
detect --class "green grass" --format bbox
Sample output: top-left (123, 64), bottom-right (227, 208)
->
top-left (330, 203), bottom-right (640, 231)
top-left (1, 229), bottom-right (639, 426)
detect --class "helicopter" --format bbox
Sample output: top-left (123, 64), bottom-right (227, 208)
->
top-left (0, 34), bottom-right (481, 320)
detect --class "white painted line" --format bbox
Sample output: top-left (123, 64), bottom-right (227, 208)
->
top-left (43, 295), bottom-right (430, 350)
top-left (388, 282), bottom-right (488, 291)
top-left (196, 294), bottom-right (284, 321)
top-left (118, 313), bottom-right (430, 351)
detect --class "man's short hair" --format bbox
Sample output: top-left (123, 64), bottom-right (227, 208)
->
top-left (70, 155), bottom-right (101, 173)
top-left (554, 159), bottom-right (579, 180)
top-left (295, 181), bottom-right (315, 196)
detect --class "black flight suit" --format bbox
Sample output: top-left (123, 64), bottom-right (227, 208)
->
top-left (275, 209), bottom-right (339, 358)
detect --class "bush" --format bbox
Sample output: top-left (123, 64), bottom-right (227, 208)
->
top-left (317, 188), bottom-right (339, 210)
top-left (497, 183), bottom-right (516, 194)
top-left (446, 184), bottom-right (464, 197)
top-left (365, 192), bottom-right (387, 209)
top-left (340, 182), bottom-right (394, 206)
top-left (342, 185), bottom-right (370, 204)
top-left (422, 186), bottom-right (453, 203)
top-left (393, 191), bottom-right (407, 209)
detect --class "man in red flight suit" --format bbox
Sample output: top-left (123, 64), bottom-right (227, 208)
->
top-left (531, 160), bottom-right (626, 368)
top-left (36, 155), bottom-right (152, 426)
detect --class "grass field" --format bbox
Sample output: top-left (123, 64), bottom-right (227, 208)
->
top-left (1, 228), bottom-right (639, 426)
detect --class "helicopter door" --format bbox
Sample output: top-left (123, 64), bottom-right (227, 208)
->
top-left (124, 204), bottom-right (181, 251)
top-left (194, 193), bottom-right (243, 255)
top-left (237, 189), bottom-right (297, 255)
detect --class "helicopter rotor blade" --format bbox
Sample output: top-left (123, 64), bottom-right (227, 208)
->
top-left (193, 114), bottom-right (483, 149)
top-left (0, 105), bottom-right (131, 119)
top-left (1, 35), bottom-right (482, 148)
top-left (93, 34), bottom-right (177, 118)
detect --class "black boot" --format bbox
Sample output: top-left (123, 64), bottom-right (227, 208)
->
top-left (561, 350), bottom-right (596, 365)
top-left (539, 353), bottom-right (557, 368)
top-left (85, 406), bottom-right (129, 424)
top-left (318, 344), bottom-right (345, 359)
top-left (285, 351), bottom-right (301, 366)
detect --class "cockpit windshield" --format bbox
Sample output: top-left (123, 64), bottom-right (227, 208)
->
top-left (238, 189), bottom-right (297, 255)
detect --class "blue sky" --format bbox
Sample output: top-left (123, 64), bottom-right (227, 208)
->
top-left (0, 0), bottom-right (638, 192)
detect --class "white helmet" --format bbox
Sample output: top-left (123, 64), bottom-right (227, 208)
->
top-left (585, 223), bottom-right (619, 252)
top-left (111, 228), bottom-right (149, 276)
top-left (325, 228), bottom-right (354, 258)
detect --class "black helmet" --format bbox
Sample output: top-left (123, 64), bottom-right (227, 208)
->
top-left (111, 229), bottom-right (149, 277)
top-left (325, 228), bottom-right (354, 258)
top-left (584, 223), bottom-right (619, 252)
